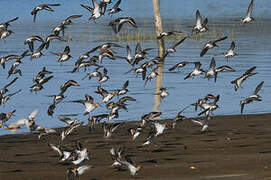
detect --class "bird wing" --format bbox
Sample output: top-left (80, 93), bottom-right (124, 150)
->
top-left (80, 4), bottom-right (93, 13)
top-left (111, 123), bottom-right (121, 132)
top-left (15, 118), bottom-right (28, 126)
top-left (5, 17), bottom-right (19, 24)
top-left (126, 44), bottom-right (132, 59)
top-left (58, 116), bottom-right (71, 124)
top-left (216, 65), bottom-right (235, 72)
top-left (66, 123), bottom-right (83, 135)
top-left (253, 81), bottom-right (264, 95)
top-left (142, 68), bottom-right (146, 80)
top-left (29, 109), bottom-right (39, 120)
top-left (168, 64), bottom-right (178, 71)
top-left (27, 41), bottom-right (34, 53)
top-left (72, 100), bottom-right (85, 104)
top-left (214, 95), bottom-right (220, 104)
top-left (230, 41), bottom-right (235, 50)
top-left (213, 36), bottom-right (228, 43)
top-left (172, 37), bottom-right (187, 49)
top-left (8, 89), bottom-right (22, 97)
top-left (176, 105), bottom-right (190, 117)
top-left (76, 141), bottom-right (83, 151)
top-left (240, 102), bottom-right (245, 114)
top-left (117, 22), bottom-right (125, 32)
top-left (191, 119), bottom-right (204, 126)
top-left (113, 0), bottom-right (121, 9)
top-left (105, 42), bottom-right (123, 48)
top-left (194, 61), bottom-right (202, 70)
top-left (40, 75), bottom-right (54, 85)
top-left (195, 10), bottom-right (202, 27)
top-left (184, 72), bottom-right (193, 80)
top-left (126, 17), bottom-right (137, 28)
top-left (109, 22), bottom-right (118, 33)
top-left (65, 15), bottom-right (83, 21)
top-left (135, 43), bottom-right (142, 54)
top-left (46, 4), bottom-right (61, 6)
top-left (244, 66), bottom-right (256, 75)
top-left (85, 94), bottom-right (94, 104)
top-left (122, 80), bottom-right (129, 89)
top-left (43, 6), bottom-right (55, 12)
top-left (110, 147), bottom-right (116, 156)
top-left (63, 46), bottom-right (70, 54)
top-left (209, 57), bottom-right (216, 69)
top-left (36, 43), bottom-right (45, 52)
top-left (49, 144), bottom-right (63, 156)
top-left (32, 11), bottom-right (37, 23)
top-left (50, 51), bottom-right (62, 56)
top-left (103, 68), bottom-right (108, 75)
top-left (118, 96), bottom-right (136, 104)
top-left (100, 2), bottom-right (107, 15)
top-left (77, 165), bottom-right (92, 175)
top-left (246, 0), bottom-right (254, 17)
top-left (198, 108), bottom-right (210, 116)
top-left (202, 18), bottom-right (208, 27)
top-left (200, 47), bottom-right (209, 57)
top-left (92, 0), bottom-right (100, 11)
top-left (4, 77), bottom-right (18, 89)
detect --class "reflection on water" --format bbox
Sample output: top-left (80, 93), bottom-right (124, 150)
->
top-left (0, 1), bottom-right (271, 135)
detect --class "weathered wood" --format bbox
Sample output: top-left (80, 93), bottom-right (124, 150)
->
top-left (152, 0), bottom-right (165, 58)
top-left (152, 0), bottom-right (165, 111)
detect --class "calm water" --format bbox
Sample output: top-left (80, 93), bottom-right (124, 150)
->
top-left (0, 0), bottom-right (271, 135)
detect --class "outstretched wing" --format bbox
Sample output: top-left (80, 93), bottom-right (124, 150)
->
top-left (200, 47), bottom-right (208, 57)
top-left (29, 109), bottom-right (39, 120)
top-left (113, 0), bottom-right (121, 9)
top-left (172, 37), bottom-right (187, 49)
top-left (230, 41), bottom-right (235, 50)
top-left (246, 0), bottom-right (254, 18)
top-left (253, 81), bottom-right (264, 95)
top-left (195, 10), bottom-right (202, 27)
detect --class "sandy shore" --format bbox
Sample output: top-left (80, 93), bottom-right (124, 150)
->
top-left (1, 113), bottom-right (271, 180)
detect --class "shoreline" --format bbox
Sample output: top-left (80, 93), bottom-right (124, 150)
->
top-left (1, 112), bottom-right (269, 137)
top-left (1, 113), bottom-right (271, 179)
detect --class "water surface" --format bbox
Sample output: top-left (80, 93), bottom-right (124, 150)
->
top-left (0, 0), bottom-right (271, 135)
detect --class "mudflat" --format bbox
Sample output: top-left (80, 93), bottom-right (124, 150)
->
top-left (1, 113), bottom-right (271, 180)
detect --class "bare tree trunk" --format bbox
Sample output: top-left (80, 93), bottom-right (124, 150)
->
top-left (152, 0), bottom-right (165, 58)
top-left (152, 0), bottom-right (165, 112)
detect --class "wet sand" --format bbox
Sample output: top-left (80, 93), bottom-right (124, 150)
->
top-left (1, 113), bottom-right (271, 180)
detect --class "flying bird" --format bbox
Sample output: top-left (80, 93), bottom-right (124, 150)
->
top-left (31, 4), bottom-right (61, 22)
top-left (109, 17), bottom-right (137, 33)
top-left (67, 165), bottom-right (92, 180)
top-left (0, 17), bottom-right (19, 30)
top-left (200, 36), bottom-right (228, 57)
top-left (108, 0), bottom-right (122, 15)
top-left (50, 46), bottom-right (72, 63)
top-left (192, 10), bottom-right (208, 33)
top-left (81, 0), bottom-right (102, 21)
top-left (240, 81), bottom-right (264, 114)
top-left (24, 36), bottom-right (44, 53)
top-left (157, 31), bottom-right (183, 39)
top-left (231, 66), bottom-right (257, 91)
top-left (241, 0), bottom-right (254, 24)
top-left (72, 94), bottom-right (100, 115)
top-left (215, 41), bottom-right (237, 59)
top-left (184, 62), bottom-right (205, 80)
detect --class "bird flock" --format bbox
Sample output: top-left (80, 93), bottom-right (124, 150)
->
top-left (0, 0), bottom-right (265, 179)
